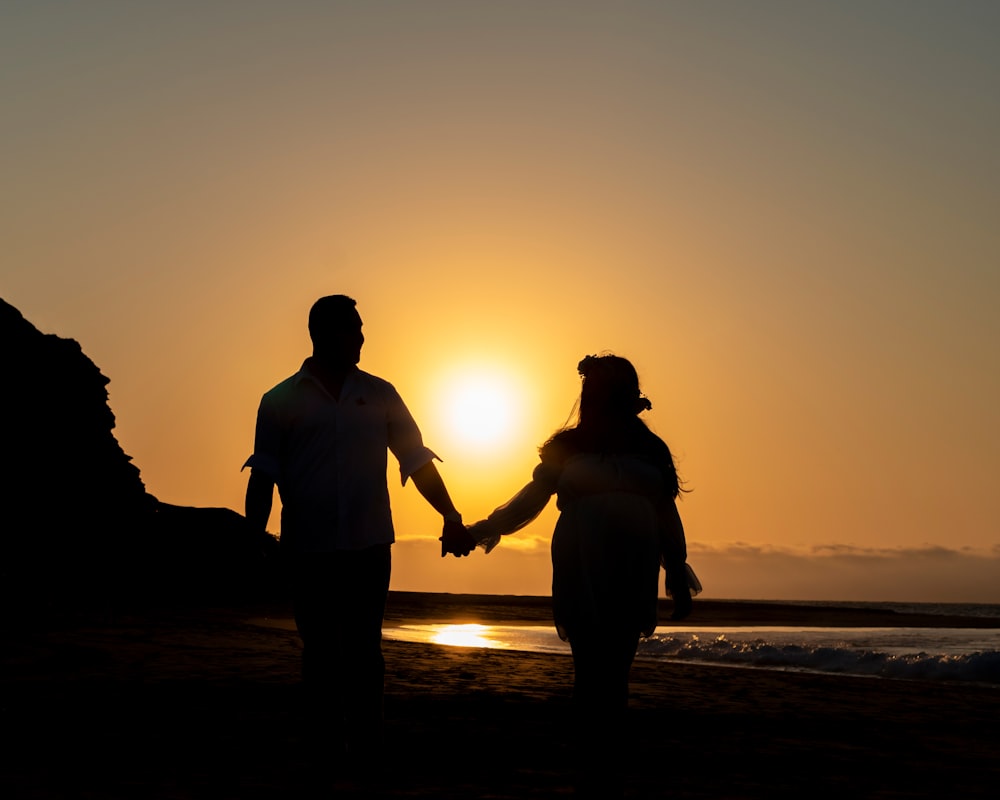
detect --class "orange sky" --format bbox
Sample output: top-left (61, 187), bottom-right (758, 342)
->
top-left (3, 2), bottom-right (998, 602)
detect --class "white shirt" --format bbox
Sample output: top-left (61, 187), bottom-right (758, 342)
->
top-left (243, 360), bottom-right (438, 553)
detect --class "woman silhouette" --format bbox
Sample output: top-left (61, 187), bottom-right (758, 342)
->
top-left (467, 353), bottom-right (700, 797)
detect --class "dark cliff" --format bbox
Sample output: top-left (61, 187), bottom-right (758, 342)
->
top-left (1, 298), bottom-right (279, 613)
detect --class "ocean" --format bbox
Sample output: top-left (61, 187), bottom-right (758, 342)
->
top-left (383, 601), bottom-right (1000, 687)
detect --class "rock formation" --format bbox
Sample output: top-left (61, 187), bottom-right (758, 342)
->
top-left (1, 298), bottom-right (279, 613)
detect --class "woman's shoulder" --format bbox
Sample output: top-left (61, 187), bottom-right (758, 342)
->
top-left (539, 428), bottom-right (579, 465)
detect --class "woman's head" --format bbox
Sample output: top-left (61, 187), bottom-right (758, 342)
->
top-left (576, 353), bottom-right (651, 427)
top-left (543, 353), bottom-right (681, 495)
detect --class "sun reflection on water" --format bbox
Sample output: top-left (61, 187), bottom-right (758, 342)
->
top-left (429, 623), bottom-right (503, 649)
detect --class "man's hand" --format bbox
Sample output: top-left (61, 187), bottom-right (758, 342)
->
top-left (440, 517), bottom-right (476, 558)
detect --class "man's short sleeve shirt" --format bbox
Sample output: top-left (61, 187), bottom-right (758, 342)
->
top-left (244, 361), bottom-right (437, 552)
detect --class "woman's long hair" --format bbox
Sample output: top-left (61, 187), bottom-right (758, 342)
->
top-left (542, 353), bottom-right (683, 497)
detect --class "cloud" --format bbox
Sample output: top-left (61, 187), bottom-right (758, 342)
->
top-left (687, 542), bottom-right (1000, 603)
top-left (391, 537), bottom-right (1000, 604)
top-left (692, 540), bottom-right (997, 560)
top-left (392, 537), bottom-right (553, 597)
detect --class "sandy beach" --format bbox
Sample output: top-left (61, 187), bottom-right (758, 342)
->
top-left (3, 593), bottom-right (999, 799)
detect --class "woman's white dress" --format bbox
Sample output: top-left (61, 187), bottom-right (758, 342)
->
top-left (469, 452), bottom-right (669, 642)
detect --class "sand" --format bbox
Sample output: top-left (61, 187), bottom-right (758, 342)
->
top-left (3, 593), bottom-right (999, 799)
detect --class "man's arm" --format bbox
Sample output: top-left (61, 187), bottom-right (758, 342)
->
top-left (245, 469), bottom-right (275, 535)
top-left (409, 461), bottom-right (474, 557)
top-left (408, 461), bottom-right (458, 517)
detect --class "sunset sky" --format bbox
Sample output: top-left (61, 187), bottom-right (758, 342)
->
top-left (4, 2), bottom-right (998, 603)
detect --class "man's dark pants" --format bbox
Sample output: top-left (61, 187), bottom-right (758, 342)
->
top-left (288, 544), bottom-right (391, 762)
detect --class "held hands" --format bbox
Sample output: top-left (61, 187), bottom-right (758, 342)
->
top-left (440, 516), bottom-right (476, 558)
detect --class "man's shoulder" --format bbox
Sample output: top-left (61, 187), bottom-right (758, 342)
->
top-left (260, 371), bottom-right (304, 403)
top-left (352, 368), bottom-right (399, 394)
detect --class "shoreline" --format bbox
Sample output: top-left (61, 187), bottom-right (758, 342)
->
top-left (384, 591), bottom-right (1000, 628)
top-left (4, 594), bottom-right (1000, 798)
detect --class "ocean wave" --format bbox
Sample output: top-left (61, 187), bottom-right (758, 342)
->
top-left (638, 633), bottom-right (1000, 686)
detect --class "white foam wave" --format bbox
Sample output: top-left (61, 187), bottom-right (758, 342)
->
top-left (638, 632), bottom-right (1000, 685)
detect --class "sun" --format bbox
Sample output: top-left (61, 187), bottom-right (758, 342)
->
top-left (436, 367), bottom-right (522, 451)
top-left (450, 381), bottom-right (511, 443)
top-left (447, 378), bottom-right (515, 444)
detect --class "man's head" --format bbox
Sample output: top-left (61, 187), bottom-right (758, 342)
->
top-left (308, 294), bottom-right (364, 367)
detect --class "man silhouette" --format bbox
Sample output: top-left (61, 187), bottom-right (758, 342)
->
top-left (243, 294), bottom-right (472, 773)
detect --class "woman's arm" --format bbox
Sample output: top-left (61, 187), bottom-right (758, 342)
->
top-left (467, 464), bottom-right (556, 553)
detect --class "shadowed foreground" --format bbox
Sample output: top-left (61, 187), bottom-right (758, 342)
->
top-left (3, 594), bottom-right (999, 799)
